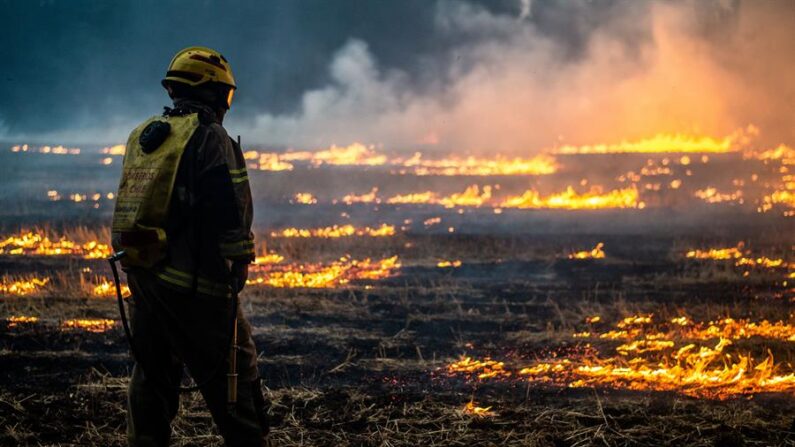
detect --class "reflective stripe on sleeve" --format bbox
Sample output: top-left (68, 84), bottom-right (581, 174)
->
top-left (155, 266), bottom-right (231, 298)
top-left (219, 239), bottom-right (255, 258)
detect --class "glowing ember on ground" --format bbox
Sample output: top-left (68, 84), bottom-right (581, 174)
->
top-left (500, 187), bottom-right (641, 210)
top-left (569, 243), bottom-right (605, 259)
top-left (0, 231), bottom-right (111, 259)
top-left (694, 187), bottom-right (744, 204)
top-left (743, 144), bottom-right (795, 163)
top-left (685, 245), bottom-right (790, 274)
top-left (6, 316), bottom-right (39, 327)
top-left (10, 144), bottom-right (81, 155)
top-left (446, 314), bottom-right (795, 398)
top-left (686, 245), bottom-right (743, 260)
top-left (437, 260), bottom-right (462, 268)
top-left (462, 401), bottom-right (495, 417)
top-left (247, 256), bottom-right (400, 288)
top-left (0, 276), bottom-right (50, 296)
top-left (448, 357), bottom-right (511, 380)
top-left (759, 190), bottom-right (795, 214)
top-left (735, 257), bottom-right (786, 268)
top-left (61, 319), bottom-right (116, 333)
top-left (292, 193), bottom-right (318, 205)
top-left (423, 217), bottom-right (441, 226)
top-left (341, 188), bottom-right (380, 205)
top-left (270, 224), bottom-right (395, 238)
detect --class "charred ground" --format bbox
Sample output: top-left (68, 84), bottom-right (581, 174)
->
top-left (1, 229), bottom-right (793, 446)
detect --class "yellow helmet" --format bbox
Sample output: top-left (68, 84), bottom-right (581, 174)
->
top-left (162, 46), bottom-right (236, 90)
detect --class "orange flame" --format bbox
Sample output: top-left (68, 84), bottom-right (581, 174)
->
top-left (462, 401), bottom-right (495, 417)
top-left (91, 279), bottom-right (131, 298)
top-left (554, 129), bottom-right (752, 154)
top-left (0, 231), bottom-right (111, 259)
top-left (244, 142), bottom-right (557, 176)
top-left (247, 256), bottom-right (400, 288)
top-left (448, 314), bottom-right (795, 399)
top-left (501, 187), bottom-right (641, 210)
top-left (685, 245), bottom-right (743, 260)
top-left (270, 224), bottom-right (395, 238)
top-left (7, 316), bottom-right (39, 327)
top-left (569, 243), bottom-right (606, 259)
top-left (292, 193), bottom-right (317, 205)
top-left (437, 260), bottom-right (462, 268)
top-left (61, 319), bottom-right (116, 333)
top-left (0, 276), bottom-right (50, 296)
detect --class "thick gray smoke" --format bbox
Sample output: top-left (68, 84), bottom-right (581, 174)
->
top-left (244, 0), bottom-right (795, 152)
top-left (1, 0), bottom-right (793, 151)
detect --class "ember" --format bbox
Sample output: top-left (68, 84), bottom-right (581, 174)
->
top-left (686, 245), bottom-right (744, 260)
top-left (462, 401), bottom-right (495, 417)
top-left (437, 260), bottom-right (462, 268)
top-left (61, 319), bottom-right (116, 333)
top-left (7, 316), bottom-right (39, 327)
top-left (292, 193), bottom-right (318, 205)
top-left (569, 243), bottom-right (606, 259)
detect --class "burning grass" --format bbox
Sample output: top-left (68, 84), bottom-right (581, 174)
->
top-left (0, 275), bottom-right (50, 296)
top-left (89, 278), bottom-right (130, 298)
top-left (6, 315), bottom-right (39, 327)
top-left (243, 142), bottom-right (558, 176)
top-left (247, 255), bottom-right (400, 288)
top-left (437, 260), bottom-right (462, 268)
top-left (685, 243), bottom-right (791, 276)
top-left (60, 318), bottom-right (116, 333)
top-left (447, 314), bottom-right (795, 399)
top-left (568, 243), bottom-right (606, 260)
top-left (270, 224), bottom-right (396, 238)
top-left (500, 186), bottom-right (642, 210)
top-left (330, 184), bottom-right (644, 210)
top-left (0, 229), bottom-right (111, 259)
top-left (553, 128), bottom-right (752, 154)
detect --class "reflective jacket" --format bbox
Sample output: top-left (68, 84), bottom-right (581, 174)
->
top-left (118, 99), bottom-right (255, 298)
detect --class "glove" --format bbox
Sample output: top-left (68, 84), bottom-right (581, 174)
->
top-left (230, 261), bottom-right (249, 293)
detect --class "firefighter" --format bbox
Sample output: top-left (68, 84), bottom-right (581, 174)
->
top-left (111, 47), bottom-right (269, 446)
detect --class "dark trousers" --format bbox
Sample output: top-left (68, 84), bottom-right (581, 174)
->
top-left (126, 270), bottom-right (268, 447)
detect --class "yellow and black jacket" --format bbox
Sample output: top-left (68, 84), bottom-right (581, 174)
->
top-left (112, 99), bottom-right (255, 298)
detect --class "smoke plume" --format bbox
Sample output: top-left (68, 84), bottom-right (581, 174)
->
top-left (244, 0), bottom-right (795, 153)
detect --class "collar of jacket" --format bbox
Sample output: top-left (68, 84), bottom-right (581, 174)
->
top-left (169, 98), bottom-right (221, 124)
